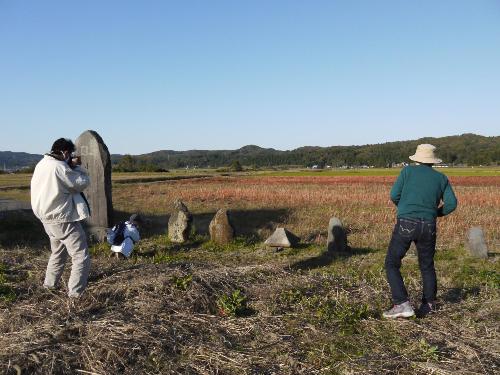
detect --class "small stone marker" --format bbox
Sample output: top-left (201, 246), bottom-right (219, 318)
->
top-left (327, 217), bottom-right (348, 253)
top-left (467, 227), bottom-right (488, 259)
top-left (168, 200), bottom-right (193, 243)
top-left (75, 130), bottom-right (113, 242)
top-left (209, 209), bottom-right (234, 244)
top-left (264, 228), bottom-right (299, 250)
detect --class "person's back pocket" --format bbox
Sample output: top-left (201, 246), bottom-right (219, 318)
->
top-left (398, 219), bottom-right (417, 238)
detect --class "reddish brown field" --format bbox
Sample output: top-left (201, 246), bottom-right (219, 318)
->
top-left (114, 175), bottom-right (500, 251)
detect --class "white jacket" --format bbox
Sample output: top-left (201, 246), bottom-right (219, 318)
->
top-left (31, 155), bottom-right (91, 224)
top-left (110, 222), bottom-right (141, 257)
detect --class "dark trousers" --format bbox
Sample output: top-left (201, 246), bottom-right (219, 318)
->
top-left (385, 217), bottom-right (437, 305)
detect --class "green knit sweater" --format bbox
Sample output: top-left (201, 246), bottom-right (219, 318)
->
top-left (390, 165), bottom-right (457, 221)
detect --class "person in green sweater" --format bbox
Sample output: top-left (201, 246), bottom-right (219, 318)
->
top-left (383, 144), bottom-right (457, 319)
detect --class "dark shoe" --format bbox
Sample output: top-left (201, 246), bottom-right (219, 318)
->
top-left (417, 302), bottom-right (436, 318)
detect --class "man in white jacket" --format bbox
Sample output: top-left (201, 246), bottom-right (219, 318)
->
top-left (31, 138), bottom-right (91, 298)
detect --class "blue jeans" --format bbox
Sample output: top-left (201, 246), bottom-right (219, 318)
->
top-left (385, 217), bottom-right (437, 305)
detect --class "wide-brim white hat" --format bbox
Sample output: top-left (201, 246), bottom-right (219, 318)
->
top-left (409, 144), bottom-right (442, 164)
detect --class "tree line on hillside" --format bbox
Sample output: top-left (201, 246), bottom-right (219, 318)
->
top-left (0, 134), bottom-right (497, 172)
top-left (112, 134), bottom-right (499, 171)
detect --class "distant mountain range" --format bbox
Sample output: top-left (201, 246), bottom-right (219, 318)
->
top-left (0, 151), bottom-right (46, 171)
top-left (1, 133), bottom-right (498, 171)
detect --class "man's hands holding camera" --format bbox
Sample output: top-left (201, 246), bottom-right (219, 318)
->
top-left (69, 155), bottom-right (82, 168)
top-left (61, 150), bottom-right (82, 168)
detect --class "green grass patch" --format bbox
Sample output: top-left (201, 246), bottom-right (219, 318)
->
top-left (0, 173), bottom-right (32, 187)
top-left (454, 264), bottom-right (500, 289)
top-left (152, 252), bottom-right (183, 264)
top-left (172, 274), bottom-right (193, 290)
top-left (278, 287), bottom-right (372, 333)
top-left (89, 241), bottom-right (112, 256)
top-left (216, 289), bottom-right (249, 317)
top-left (0, 189), bottom-right (31, 202)
top-left (0, 264), bottom-right (16, 302)
top-left (201, 237), bottom-right (257, 253)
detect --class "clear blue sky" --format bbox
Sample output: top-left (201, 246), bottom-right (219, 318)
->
top-left (1, 0), bottom-right (499, 154)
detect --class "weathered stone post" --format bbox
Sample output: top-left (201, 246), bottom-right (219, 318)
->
top-left (168, 200), bottom-right (193, 243)
top-left (467, 227), bottom-right (488, 259)
top-left (209, 209), bottom-right (234, 244)
top-left (75, 130), bottom-right (113, 242)
top-left (327, 217), bottom-right (349, 253)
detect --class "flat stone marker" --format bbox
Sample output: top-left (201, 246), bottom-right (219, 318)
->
top-left (75, 130), bottom-right (113, 242)
top-left (467, 227), bottom-right (488, 259)
top-left (327, 217), bottom-right (348, 253)
top-left (209, 209), bottom-right (234, 244)
top-left (168, 200), bottom-right (193, 243)
top-left (264, 228), bottom-right (299, 249)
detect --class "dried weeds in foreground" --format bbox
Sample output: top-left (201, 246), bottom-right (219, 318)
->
top-left (1, 249), bottom-right (498, 375)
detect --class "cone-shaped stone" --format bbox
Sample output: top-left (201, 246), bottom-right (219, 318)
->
top-left (75, 130), bottom-right (113, 242)
top-left (327, 217), bottom-right (348, 253)
top-left (168, 200), bottom-right (193, 243)
top-left (209, 209), bottom-right (234, 244)
top-left (467, 227), bottom-right (488, 259)
top-left (264, 228), bottom-right (299, 248)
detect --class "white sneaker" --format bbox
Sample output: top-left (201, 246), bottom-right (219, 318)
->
top-left (383, 301), bottom-right (415, 318)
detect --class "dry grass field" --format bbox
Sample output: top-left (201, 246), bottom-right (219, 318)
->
top-left (0, 171), bottom-right (498, 374)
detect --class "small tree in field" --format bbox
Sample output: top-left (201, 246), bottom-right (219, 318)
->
top-left (116, 154), bottom-right (137, 172)
top-left (230, 160), bottom-right (243, 172)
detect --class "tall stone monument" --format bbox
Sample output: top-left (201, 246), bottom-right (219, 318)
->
top-left (75, 130), bottom-right (113, 242)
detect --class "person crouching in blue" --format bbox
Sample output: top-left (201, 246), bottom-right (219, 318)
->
top-left (383, 144), bottom-right (457, 319)
top-left (109, 214), bottom-right (143, 259)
